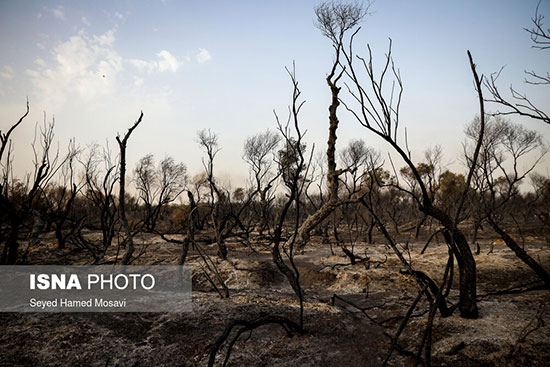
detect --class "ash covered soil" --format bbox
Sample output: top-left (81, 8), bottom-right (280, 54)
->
top-left (1, 233), bottom-right (549, 366)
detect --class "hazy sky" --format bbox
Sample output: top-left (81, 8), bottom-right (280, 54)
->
top-left (0, 0), bottom-right (548, 189)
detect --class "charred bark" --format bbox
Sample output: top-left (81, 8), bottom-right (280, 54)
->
top-left (117, 111), bottom-right (143, 265)
top-left (488, 216), bottom-right (550, 288)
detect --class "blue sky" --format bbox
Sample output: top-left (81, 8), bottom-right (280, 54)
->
top-left (0, 0), bottom-right (548, 188)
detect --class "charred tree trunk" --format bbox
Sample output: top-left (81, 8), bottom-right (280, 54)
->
top-left (488, 216), bottom-right (550, 288)
top-left (3, 218), bottom-right (20, 265)
top-left (367, 217), bottom-right (376, 244)
top-left (143, 203), bottom-right (153, 233)
top-left (117, 112), bottom-right (143, 265)
top-left (54, 224), bottom-right (65, 250)
top-left (180, 190), bottom-right (199, 265)
top-left (292, 36), bottom-right (346, 252)
top-left (360, 197), bottom-right (451, 317)
top-left (334, 221), bottom-right (356, 265)
top-left (342, 247), bottom-right (356, 265)
top-left (54, 184), bottom-right (77, 249)
top-left (415, 213), bottom-right (428, 239)
top-left (258, 189), bottom-right (269, 236)
top-left (213, 204), bottom-right (228, 260)
top-left (294, 200), bottom-right (341, 251)
top-left (423, 204), bottom-right (478, 318)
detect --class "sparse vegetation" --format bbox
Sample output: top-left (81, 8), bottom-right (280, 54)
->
top-left (0, 1), bottom-right (549, 366)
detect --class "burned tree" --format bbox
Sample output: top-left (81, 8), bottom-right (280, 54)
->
top-left (485, 1), bottom-right (549, 124)
top-left (321, 0), bottom-right (484, 317)
top-left (358, 155), bottom-right (453, 318)
top-left (466, 116), bottom-right (550, 287)
top-left (275, 1), bottom-right (369, 254)
top-left (336, 139), bottom-right (380, 262)
top-left (77, 143), bottom-right (119, 261)
top-left (134, 154), bottom-right (187, 233)
top-left (197, 129), bottom-right (230, 260)
top-left (116, 111), bottom-right (143, 265)
top-left (134, 154), bottom-right (155, 230)
top-left (209, 64), bottom-right (310, 366)
top-left (243, 130), bottom-right (280, 236)
top-left (44, 139), bottom-right (81, 249)
top-left (531, 173), bottom-right (550, 244)
top-left (400, 146), bottom-right (444, 239)
top-left (1, 106), bottom-right (65, 264)
top-left (0, 101), bottom-right (29, 264)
